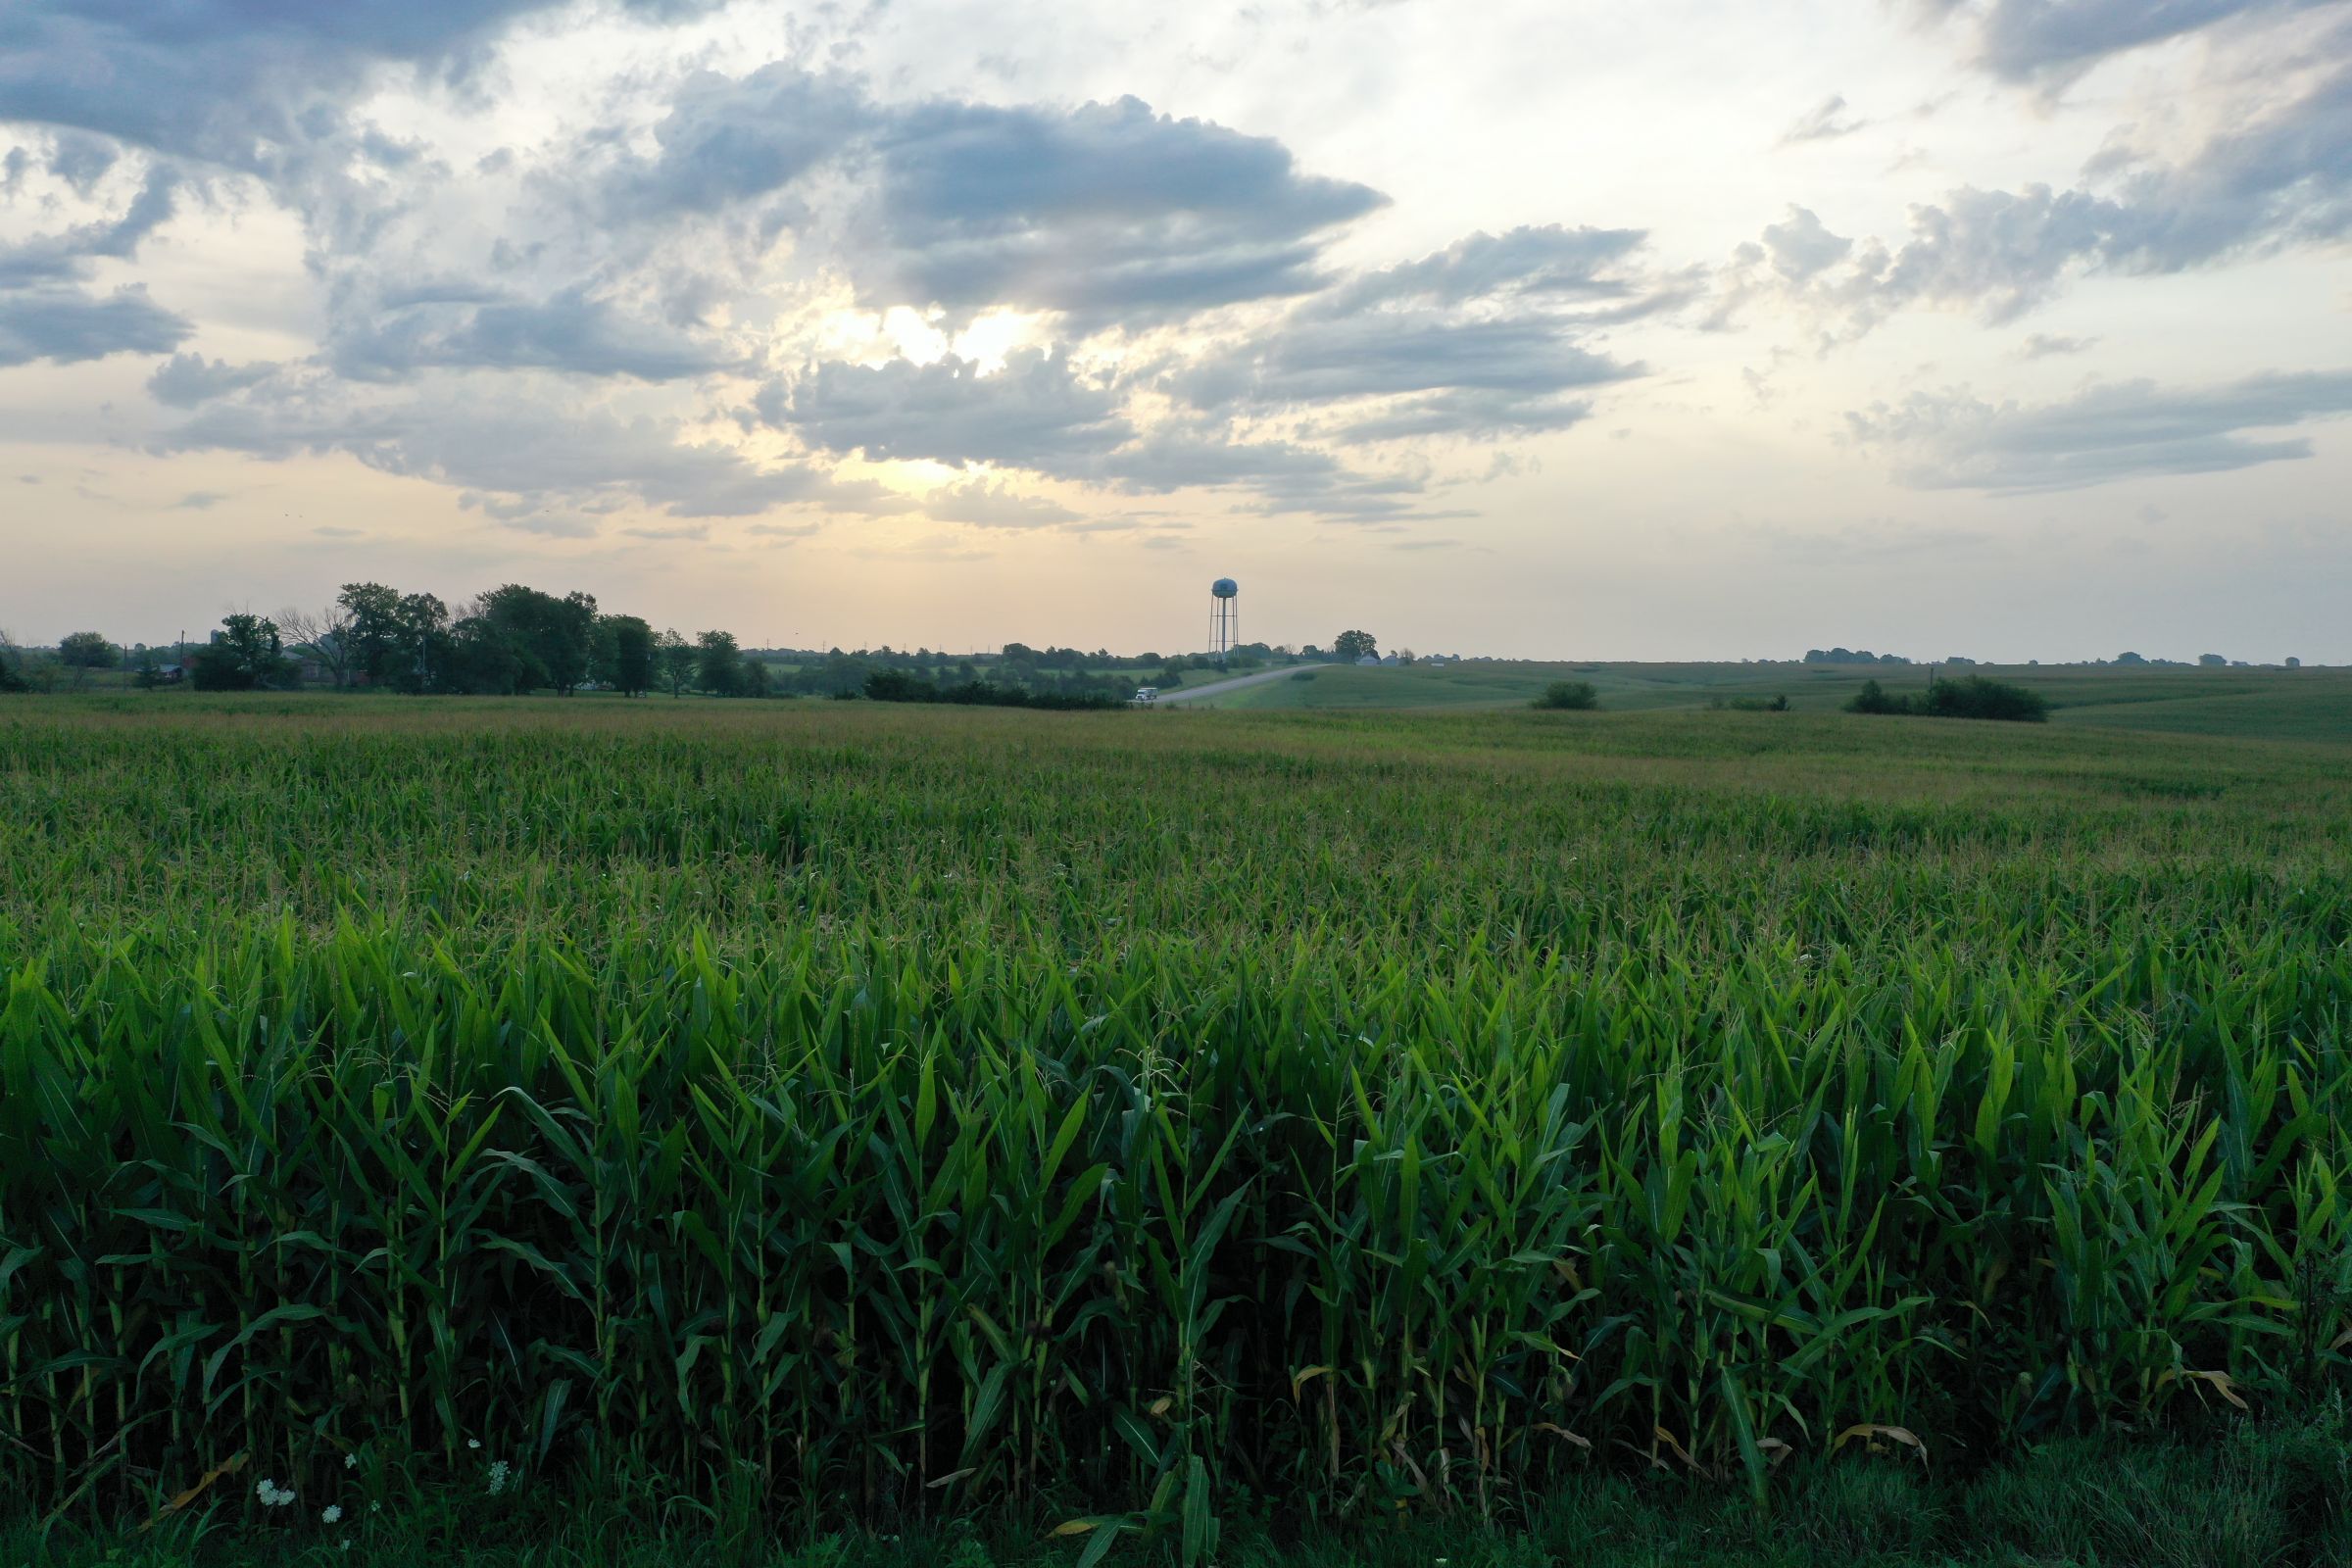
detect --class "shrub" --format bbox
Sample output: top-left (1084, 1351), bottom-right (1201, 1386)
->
top-left (1533, 679), bottom-right (1599, 710)
top-left (863, 669), bottom-right (1125, 710)
top-left (1015, 687), bottom-right (1126, 710)
top-left (1845, 678), bottom-right (1908, 715)
top-left (1924, 675), bottom-right (2049, 722)
top-left (1847, 676), bottom-right (2049, 722)
top-left (863, 669), bottom-right (938, 703)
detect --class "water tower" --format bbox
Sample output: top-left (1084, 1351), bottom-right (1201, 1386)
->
top-left (1209, 577), bottom-right (1239, 663)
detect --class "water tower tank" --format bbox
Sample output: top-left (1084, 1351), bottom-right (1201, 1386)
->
top-left (1209, 578), bottom-right (1239, 662)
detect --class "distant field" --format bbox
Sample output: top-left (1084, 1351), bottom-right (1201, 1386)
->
top-left (1195, 659), bottom-right (2352, 743)
top-left (51, 658), bottom-right (2347, 744)
top-left (2042, 683), bottom-right (2352, 743)
top-left (743, 658), bottom-right (1218, 692)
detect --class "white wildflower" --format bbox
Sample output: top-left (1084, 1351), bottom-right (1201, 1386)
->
top-left (345, 1454), bottom-right (359, 1470)
top-left (467, 1439), bottom-right (481, 1450)
top-left (322, 1505), bottom-right (343, 1525)
top-left (485, 1459), bottom-right (512, 1495)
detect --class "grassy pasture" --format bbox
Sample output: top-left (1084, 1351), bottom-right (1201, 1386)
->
top-left (2, 694), bottom-right (2349, 1555)
top-left (1195, 660), bottom-right (2352, 743)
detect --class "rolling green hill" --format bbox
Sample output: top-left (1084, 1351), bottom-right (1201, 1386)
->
top-left (1191, 659), bottom-right (2352, 744)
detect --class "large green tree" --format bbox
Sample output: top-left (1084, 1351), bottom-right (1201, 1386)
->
top-left (598, 614), bottom-right (656, 696)
top-left (696, 629), bottom-right (743, 697)
top-left (546, 592), bottom-right (599, 693)
top-left (338, 582), bottom-right (405, 684)
top-left (1332, 629), bottom-right (1378, 662)
top-left (0, 628), bottom-right (31, 693)
top-left (449, 610), bottom-right (528, 694)
top-left (58, 632), bottom-right (117, 685)
top-left (468, 585), bottom-right (598, 694)
top-left (473, 585), bottom-right (556, 693)
top-left (390, 593), bottom-right (451, 692)
top-left (657, 629), bottom-right (696, 697)
top-left (191, 614), bottom-right (284, 691)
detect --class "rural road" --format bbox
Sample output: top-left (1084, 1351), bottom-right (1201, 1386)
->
top-left (1153, 662), bottom-right (1333, 703)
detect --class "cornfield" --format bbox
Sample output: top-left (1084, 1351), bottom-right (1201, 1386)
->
top-left (3, 697), bottom-right (2348, 1546)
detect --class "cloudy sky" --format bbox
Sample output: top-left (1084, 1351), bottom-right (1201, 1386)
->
top-left (2, 0), bottom-right (2347, 661)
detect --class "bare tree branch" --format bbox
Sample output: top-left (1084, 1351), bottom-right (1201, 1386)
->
top-left (276, 603), bottom-right (357, 687)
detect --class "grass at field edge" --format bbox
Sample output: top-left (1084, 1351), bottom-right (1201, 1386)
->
top-left (14, 1412), bottom-right (2348, 1568)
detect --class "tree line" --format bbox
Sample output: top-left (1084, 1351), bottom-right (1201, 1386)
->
top-left (860, 670), bottom-right (1126, 710)
top-left (199, 585), bottom-right (760, 698)
top-left (1, 585), bottom-right (1329, 702)
top-left (0, 586), bottom-right (763, 699)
